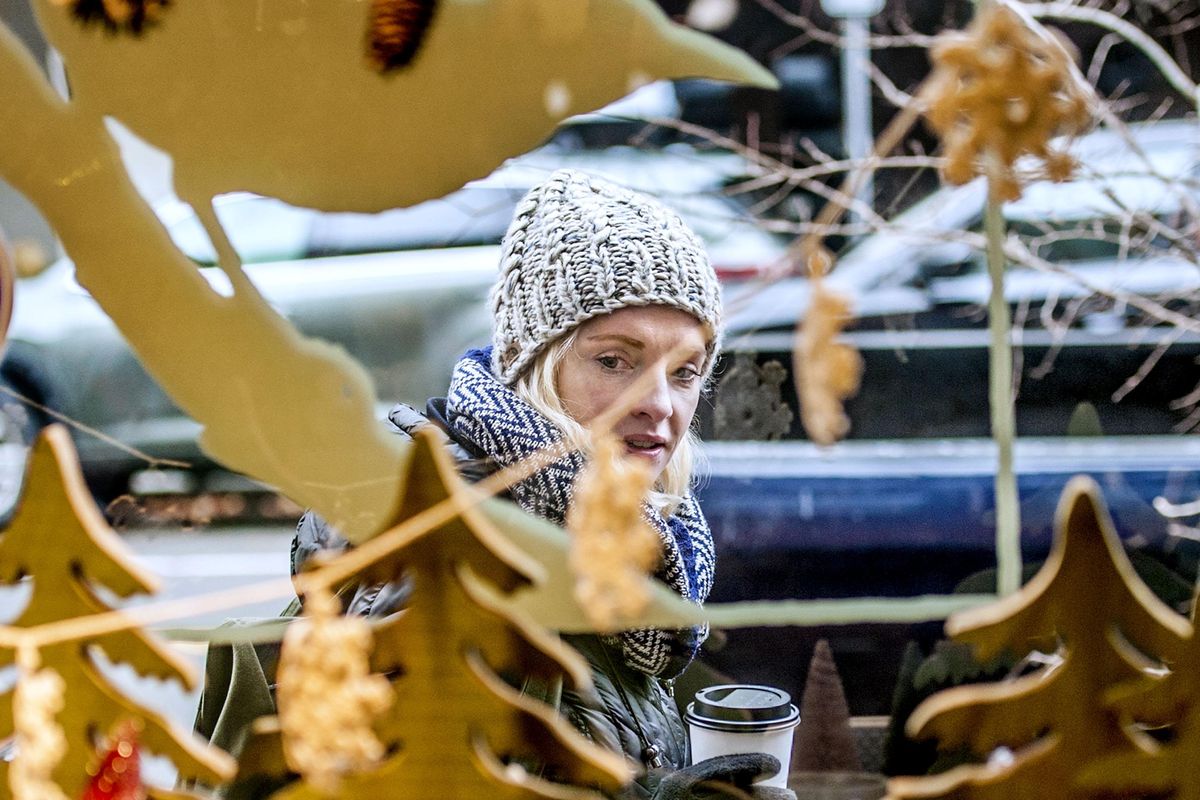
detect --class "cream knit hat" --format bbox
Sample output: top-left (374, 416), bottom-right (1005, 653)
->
top-left (490, 169), bottom-right (723, 384)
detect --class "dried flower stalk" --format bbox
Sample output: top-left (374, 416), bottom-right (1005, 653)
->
top-left (795, 251), bottom-right (863, 446)
top-left (567, 434), bottom-right (661, 631)
top-left (10, 646), bottom-right (69, 800)
top-left (925, 4), bottom-right (1092, 202)
top-left (277, 587), bottom-right (393, 794)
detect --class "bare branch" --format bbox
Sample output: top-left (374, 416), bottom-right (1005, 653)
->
top-left (1023, 2), bottom-right (1200, 107)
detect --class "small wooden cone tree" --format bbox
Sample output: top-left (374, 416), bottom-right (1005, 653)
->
top-left (0, 425), bottom-right (235, 797)
top-left (886, 476), bottom-right (1191, 800)
top-left (266, 428), bottom-right (632, 800)
top-left (793, 639), bottom-right (861, 773)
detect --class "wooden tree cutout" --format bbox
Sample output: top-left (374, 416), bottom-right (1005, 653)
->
top-left (258, 427), bottom-right (632, 799)
top-left (1077, 601), bottom-right (1200, 798)
top-left (0, 425), bottom-right (235, 797)
top-left (886, 476), bottom-right (1191, 800)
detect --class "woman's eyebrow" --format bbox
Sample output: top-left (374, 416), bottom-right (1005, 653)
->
top-left (585, 333), bottom-right (645, 349)
top-left (586, 333), bottom-right (705, 362)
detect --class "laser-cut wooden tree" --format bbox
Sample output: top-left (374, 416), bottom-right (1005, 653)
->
top-left (1076, 603), bottom-right (1200, 798)
top-left (886, 476), bottom-right (1191, 800)
top-left (0, 425), bottom-right (235, 798)
top-left (257, 428), bottom-right (632, 799)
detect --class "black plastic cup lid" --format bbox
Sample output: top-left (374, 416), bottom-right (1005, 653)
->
top-left (685, 684), bottom-right (800, 731)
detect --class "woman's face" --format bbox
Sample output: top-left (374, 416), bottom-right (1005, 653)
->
top-left (557, 305), bottom-right (710, 479)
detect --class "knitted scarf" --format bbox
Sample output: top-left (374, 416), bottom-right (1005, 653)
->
top-left (445, 348), bottom-right (714, 678)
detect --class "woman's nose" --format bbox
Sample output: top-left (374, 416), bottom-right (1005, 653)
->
top-left (632, 371), bottom-right (672, 422)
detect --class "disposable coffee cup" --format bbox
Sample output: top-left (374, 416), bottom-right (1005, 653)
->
top-left (685, 684), bottom-right (800, 788)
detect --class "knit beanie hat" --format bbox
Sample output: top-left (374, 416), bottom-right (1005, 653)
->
top-left (490, 169), bottom-right (723, 384)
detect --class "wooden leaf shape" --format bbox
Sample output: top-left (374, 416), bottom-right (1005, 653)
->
top-left (0, 426), bottom-right (235, 796)
top-left (0, 425), bottom-right (157, 599)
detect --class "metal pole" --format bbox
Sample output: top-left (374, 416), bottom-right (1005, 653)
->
top-left (841, 14), bottom-right (873, 229)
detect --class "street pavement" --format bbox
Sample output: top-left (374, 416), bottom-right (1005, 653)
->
top-left (124, 525), bottom-right (297, 626)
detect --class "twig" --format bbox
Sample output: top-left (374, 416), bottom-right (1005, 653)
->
top-left (788, 77), bottom-right (942, 269)
top-left (1155, 495), bottom-right (1200, 519)
top-left (1112, 327), bottom-right (1183, 403)
top-left (867, 60), bottom-right (916, 109)
top-left (1023, 2), bottom-right (1200, 108)
top-left (0, 385), bottom-right (191, 470)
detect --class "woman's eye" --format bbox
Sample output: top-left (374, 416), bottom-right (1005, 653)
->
top-left (674, 366), bottom-right (700, 383)
top-left (597, 355), bottom-right (622, 370)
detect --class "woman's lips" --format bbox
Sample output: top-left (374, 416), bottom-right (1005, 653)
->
top-left (623, 436), bottom-right (666, 461)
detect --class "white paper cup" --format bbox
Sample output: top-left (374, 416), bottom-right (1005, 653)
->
top-left (685, 684), bottom-right (801, 788)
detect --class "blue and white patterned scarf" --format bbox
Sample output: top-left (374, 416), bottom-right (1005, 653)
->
top-left (445, 348), bottom-right (714, 678)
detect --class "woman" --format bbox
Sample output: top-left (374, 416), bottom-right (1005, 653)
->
top-left (294, 169), bottom-right (785, 799)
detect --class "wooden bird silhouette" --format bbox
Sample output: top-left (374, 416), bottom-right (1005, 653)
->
top-left (36, 0), bottom-right (775, 215)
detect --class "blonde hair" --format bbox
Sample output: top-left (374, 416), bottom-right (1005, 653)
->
top-left (512, 330), bottom-right (704, 517)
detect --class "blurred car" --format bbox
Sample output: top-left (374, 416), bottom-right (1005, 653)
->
top-left (697, 118), bottom-right (1200, 711)
top-left (0, 143), bottom-right (782, 513)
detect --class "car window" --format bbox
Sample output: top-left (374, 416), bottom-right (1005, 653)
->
top-left (167, 190), bottom-right (522, 265)
top-left (913, 209), bottom-right (1186, 290)
top-left (165, 182), bottom-right (782, 269)
top-left (306, 187), bottom-right (524, 256)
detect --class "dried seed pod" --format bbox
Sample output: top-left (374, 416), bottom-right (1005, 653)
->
top-left (795, 254), bottom-right (862, 446)
top-left (567, 434), bottom-right (661, 631)
top-left (10, 647), bottom-right (69, 800)
top-left (277, 586), bottom-right (394, 794)
top-left (49, 0), bottom-right (169, 33)
top-left (925, 5), bottom-right (1092, 201)
top-left (367, 0), bottom-right (440, 73)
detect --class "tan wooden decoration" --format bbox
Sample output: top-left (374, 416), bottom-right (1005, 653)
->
top-left (1077, 598), bottom-right (1200, 797)
top-left (886, 476), bottom-right (1191, 800)
top-left (263, 428), bottom-right (632, 799)
top-left (0, 425), bottom-right (236, 798)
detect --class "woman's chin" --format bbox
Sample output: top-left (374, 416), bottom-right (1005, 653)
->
top-left (623, 444), bottom-right (667, 473)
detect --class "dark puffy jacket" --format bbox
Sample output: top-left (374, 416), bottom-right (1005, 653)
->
top-left (291, 401), bottom-right (688, 798)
